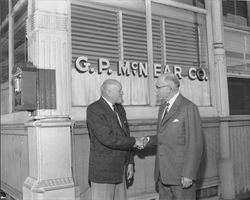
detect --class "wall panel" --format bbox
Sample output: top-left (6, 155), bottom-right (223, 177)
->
top-left (229, 120), bottom-right (250, 195)
top-left (0, 124), bottom-right (28, 200)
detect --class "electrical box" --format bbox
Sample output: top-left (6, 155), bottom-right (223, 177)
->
top-left (12, 63), bottom-right (57, 112)
top-left (12, 63), bottom-right (37, 111)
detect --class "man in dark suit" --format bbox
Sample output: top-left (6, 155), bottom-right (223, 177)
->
top-left (87, 79), bottom-right (144, 200)
top-left (145, 73), bottom-right (204, 200)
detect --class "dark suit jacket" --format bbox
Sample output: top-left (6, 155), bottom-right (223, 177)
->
top-left (87, 97), bottom-right (135, 184)
top-left (147, 94), bottom-right (203, 185)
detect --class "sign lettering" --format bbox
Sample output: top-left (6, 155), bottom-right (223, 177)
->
top-left (75, 56), bottom-right (208, 81)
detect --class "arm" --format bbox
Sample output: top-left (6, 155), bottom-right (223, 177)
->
top-left (182, 104), bottom-right (204, 181)
top-left (144, 135), bottom-right (157, 147)
top-left (87, 106), bottom-right (136, 150)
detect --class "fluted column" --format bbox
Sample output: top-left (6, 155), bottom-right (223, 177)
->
top-left (210, 0), bottom-right (235, 199)
top-left (23, 0), bottom-right (75, 199)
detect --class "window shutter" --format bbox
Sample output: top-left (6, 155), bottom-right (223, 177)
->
top-left (222, 0), bottom-right (249, 26)
top-left (122, 13), bottom-right (148, 62)
top-left (236, 1), bottom-right (248, 19)
top-left (71, 4), bottom-right (119, 70)
top-left (222, 0), bottom-right (235, 16)
top-left (165, 18), bottom-right (200, 66)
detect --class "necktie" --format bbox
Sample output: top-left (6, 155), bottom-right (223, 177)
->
top-left (113, 104), bottom-right (122, 127)
top-left (161, 102), bottom-right (170, 120)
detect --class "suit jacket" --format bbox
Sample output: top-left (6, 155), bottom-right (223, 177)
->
top-left (147, 94), bottom-right (203, 185)
top-left (87, 97), bottom-right (135, 184)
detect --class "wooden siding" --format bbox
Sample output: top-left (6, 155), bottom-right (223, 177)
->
top-left (1, 117), bottom-right (250, 199)
top-left (0, 124), bottom-right (28, 200)
top-left (229, 119), bottom-right (250, 195)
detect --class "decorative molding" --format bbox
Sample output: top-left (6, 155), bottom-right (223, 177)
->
top-left (26, 11), bottom-right (67, 36)
top-left (25, 118), bottom-right (72, 128)
top-left (152, 0), bottom-right (207, 14)
top-left (224, 22), bottom-right (250, 33)
top-left (1, 123), bottom-right (26, 131)
top-left (23, 176), bottom-right (74, 192)
top-left (227, 65), bottom-right (250, 75)
top-left (213, 42), bottom-right (225, 50)
top-left (128, 193), bottom-right (159, 200)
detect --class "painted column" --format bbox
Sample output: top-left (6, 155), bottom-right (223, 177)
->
top-left (22, 0), bottom-right (75, 199)
top-left (210, 0), bottom-right (235, 199)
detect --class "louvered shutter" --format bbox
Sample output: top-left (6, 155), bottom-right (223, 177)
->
top-left (122, 15), bottom-right (164, 64)
top-left (71, 4), bottom-right (119, 70)
top-left (122, 13), bottom-right (149, 105)
top-left (122, 13), bottom-right (148, 62)
top-left (222, 0), bottom-right (235, 16)
top-left (165, 18), bottom-right (200, 66)
top-left (222, 0), bottom-right (249, 26)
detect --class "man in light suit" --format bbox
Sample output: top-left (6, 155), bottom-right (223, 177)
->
top-left (87, 79), bottom-right (144, 200)
top-left (145, 73), bottom-right (204, 200)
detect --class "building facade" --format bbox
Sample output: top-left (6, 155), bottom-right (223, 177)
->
top-left (1, 0), bottom-right (250, 199)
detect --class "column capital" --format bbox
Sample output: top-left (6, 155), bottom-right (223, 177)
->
top-left (26, 10), bottom-right (68, 37)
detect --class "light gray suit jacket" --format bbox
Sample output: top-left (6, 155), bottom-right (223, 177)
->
top-left (147, 94), bottom-right (204, 185)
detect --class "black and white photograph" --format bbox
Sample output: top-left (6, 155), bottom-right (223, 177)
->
top-left (1, 0), bottom-right (250, 200)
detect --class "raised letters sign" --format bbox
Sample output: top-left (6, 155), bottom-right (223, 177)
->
top-left (75, 56), bottom-right (208, 81)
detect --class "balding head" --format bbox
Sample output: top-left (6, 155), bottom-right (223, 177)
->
top-left (101, 79), bottom-right (123, 104)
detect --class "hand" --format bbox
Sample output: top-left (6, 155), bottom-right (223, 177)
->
top-left (143, 136), bottom-right (150, 147)
top-left (181, 177), bottom-right (193, 188)
top-left (134, 137), bottom-right (144, 149)
top-left (127, 164), bottom-right (134, 182)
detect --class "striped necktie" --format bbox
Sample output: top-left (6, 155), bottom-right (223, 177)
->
top-left (161, 102), bottom-right (170, 120)
top-left (113, 104), bottom-right (122, 127)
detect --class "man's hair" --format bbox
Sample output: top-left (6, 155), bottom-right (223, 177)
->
top-left (163, 73), bottom-right (180, 89)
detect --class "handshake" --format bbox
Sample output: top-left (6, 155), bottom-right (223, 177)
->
top-left (134, 136), bottom-right (150, 150)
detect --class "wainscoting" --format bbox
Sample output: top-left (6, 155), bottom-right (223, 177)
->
top-left (1, 124), bottom-right (28, 200)
top-left (1, 117), bottom-right (250, 199)
top-left (229, 118), bottom-right (250, 196)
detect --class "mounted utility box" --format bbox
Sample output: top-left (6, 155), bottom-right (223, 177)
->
top-left (12, 63), bottom-right (37, 111)
top-left (12, 63), bottom-right (56, 111)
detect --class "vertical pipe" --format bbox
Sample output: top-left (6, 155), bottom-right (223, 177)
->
top-left (145, 0), bottom-right (155, 106)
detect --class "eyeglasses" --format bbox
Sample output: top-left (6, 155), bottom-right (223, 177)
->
top-left (156, 85), bottom-right (171, 90)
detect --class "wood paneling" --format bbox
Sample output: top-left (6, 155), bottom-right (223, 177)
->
top-left (229, 121), bottom-right (250, 195)
top-left (2, 118), bottom-right (250, 199)
top-left (1, 124), bottom-right (28, 200)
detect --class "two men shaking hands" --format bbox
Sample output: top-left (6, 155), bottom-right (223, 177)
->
top-left (87, 74), bottom-right (203, 200)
